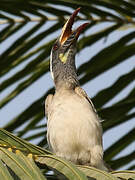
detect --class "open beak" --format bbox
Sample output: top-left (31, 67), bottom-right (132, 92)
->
top-left (59, 8), bottom-right (89, 45)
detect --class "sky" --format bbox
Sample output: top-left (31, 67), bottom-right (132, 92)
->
top-left (0, 5), bottom-right (135, 170)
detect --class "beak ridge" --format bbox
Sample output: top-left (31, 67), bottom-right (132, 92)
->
top-left (59, 8), bottom-right (88, 45)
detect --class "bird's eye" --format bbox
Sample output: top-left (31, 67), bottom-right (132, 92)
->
top-left (53, 44), bottom-right (58, 51)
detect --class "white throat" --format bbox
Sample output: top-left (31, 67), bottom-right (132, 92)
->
top-left (50, 50), bottom-right (54, 80)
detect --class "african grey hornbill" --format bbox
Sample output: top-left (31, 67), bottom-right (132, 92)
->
top-left (45, 8), bottom-right (108, 171)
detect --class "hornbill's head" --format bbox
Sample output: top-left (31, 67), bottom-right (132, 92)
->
top-left (50, 8), bottom-right (88, 88)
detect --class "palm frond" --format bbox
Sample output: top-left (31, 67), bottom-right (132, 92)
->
top-left (1, 0), bottom-right (135, 172)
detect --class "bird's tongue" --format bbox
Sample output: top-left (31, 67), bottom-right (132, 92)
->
top-left (59, 8), bottom-right (88, 44)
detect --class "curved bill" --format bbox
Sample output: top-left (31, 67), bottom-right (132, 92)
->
top-left (59, 8), bottom-right (89, 45)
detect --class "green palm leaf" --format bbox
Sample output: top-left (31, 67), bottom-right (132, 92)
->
top-left (37, 155), bottom-right (88, 180)
top-left (0, 128), bottom-right (135, 180)
top-left (0, 148), bottom-right (46, 180)
top-left (1, 0), bottom-right (135, 175)
top-left (0, 160), bottom-right (14, 180)
top-left (77, 166), bottom-right (117, 180)
top-left (111, 170), bottom-right (135, 180)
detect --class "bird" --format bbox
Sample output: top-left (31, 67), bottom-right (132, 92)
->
top-left (45, 8), bottom-right (108, 172)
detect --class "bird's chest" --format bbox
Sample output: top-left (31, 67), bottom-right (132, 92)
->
top-left (47, 91), bottom-right (97, 128)
top-left (47, 90), bottom-right (102, 152)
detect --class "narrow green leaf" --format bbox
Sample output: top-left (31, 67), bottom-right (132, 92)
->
top-left (24, 131), bottom-right (45, 141)
top-left (36, 154), bottom-right (88, 180)
top-left (99, 88), bottom-right (135, 120)
top-left (80, 43), bottom-right (135, 85)
top-left (0, 22), bottom-right (26, 43)
top-left (104, 128), bottom-right (135, 161)
top-left (0, 128), bottom-right (51, 155)
top-left (78, 31), bottom-right (135, 81)
top-left (0, 159), bottom-right (13, 180)
top-left (92, 0), bottom-right (135, 17)
top-left (0, 24), bottom-right (14, 43)
top-left (93, 68), bottom-right (135, 108)
top-left (13, 2), bottom-right (46, 18)
top-left (0, 12), bottom-right (13, 22)
top-left (18, 111), bottom-right (44, 137)
top-left (3, 87), bottom-right (53, 132)
top-left (49, 0), bottom-right (122, 20)
top-left (34, 4), bottom-right (70, 17)
top-left (109, 151), bottom-right (135, 170)
top-left (0, 20), bottom-right (46, 71)
top-left (32, 124), bottom-right (46, 130)
top-left (1, 39), bottom-right (55, 77)
top-left (1, 4), bottom-right (29, 19)
top-left (103, 112), bottom-right (135, 132)
top-left (128, 165), bottom-right (135, 170)
top-left (0, 59), bottom-right (49, 108)
top-left (0, 148), bottom-right (46, 180)
top-left (111, 170), bottom-right (135, 180)
top-left (1, 50), bottom-right (49, 91)
top-left (1, 22), bottom-right (60, 68)
top-left (37, 137), bottom-right (48, 147)
top-left (78, 23), bottom-right (122, 51)
top-left (78, 165), bottom-right (118, 180)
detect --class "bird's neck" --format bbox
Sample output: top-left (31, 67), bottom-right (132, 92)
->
top-left (53, 64), bottom-right (79, 91)
top-left (55, 76), bottom-right (79, 91)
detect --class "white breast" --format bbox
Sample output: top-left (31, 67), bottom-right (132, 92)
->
top-left (47, 89), bottom-right (106, 170)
